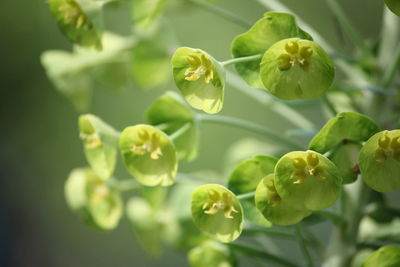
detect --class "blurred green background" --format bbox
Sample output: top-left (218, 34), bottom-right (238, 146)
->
top-left (0, 0), bottom-right (386, 266)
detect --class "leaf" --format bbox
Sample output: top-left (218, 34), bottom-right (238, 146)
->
top-left (132, 0), bottom-right (166, 32)
top-left (79, 114), bottom-right (119, 179)
top-left (119, 124), bottom-right (178, 186)
top-left (385, 0), bottom-right (400, 16)
top-left (309, 112), bottom-right (380, 154)
top-left (329, 143), bottom-right (361, 184)
top-left (363, 246), bottom-right (400, 267)
top-left (65, 168), bottom-right (123, 230)
top-left (146, 91), bottom-right (199, 161)
top-left (231, 12), bottom-right (312, 88)
top-left (172, 47), bottom-right (225, 114)
top-left (191, 184), bottom-right (243, 243)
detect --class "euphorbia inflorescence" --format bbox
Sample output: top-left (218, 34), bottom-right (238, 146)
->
top-left (184, 54), bottom-right (215, 83)
top-left (291, 152), bottom-right (325, 184)
top-left (202, 189), bottom-right (238, 219)
top-left (278, 39), bottom-right (313, 71)
top-left (375, 131), bottom-right (400, 163)
top-left (131, 129), bottom-right (163, 160)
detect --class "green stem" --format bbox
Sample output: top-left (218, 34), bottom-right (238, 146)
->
top-left (228, 243), bottom-right (300, 267)
top-left (221, 54), bottom-right (263, 67)
top-left (381, 44), bottom-right (400, 89)
top-left (322, 95), bottom-right (338, 116)
top-left (106, 178), bottom-right (139, 192)
top-left (237, 191), bottom-right (255, 200)
top-left (188, 0), bottom-right (252, 29)
top-left (169, 122), bottom-right (192, 141)
top-left (326, 0), bottom-right (370, 55)
top-left (296, 224), bottom-right (314, 267)
top-left (197, 114), bottom-right (304, 150)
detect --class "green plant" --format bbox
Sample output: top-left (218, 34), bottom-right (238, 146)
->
top-left (42, 0), bottom-right (400, 266)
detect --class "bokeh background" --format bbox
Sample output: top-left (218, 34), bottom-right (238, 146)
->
top-left (0, 0), bottom-right (388, 266)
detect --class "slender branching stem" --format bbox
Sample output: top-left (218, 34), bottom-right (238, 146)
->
top-left (296, 224), bottom-right (314, 267)
top-left (221, 54), bottom-right (263, 67)
top-left (169, 122), bottom-right (192, 141)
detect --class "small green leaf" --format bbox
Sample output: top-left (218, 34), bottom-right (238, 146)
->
top-left (329, 143), bottom-right (361, 184)
top-left (360, 130), bottom-right (400, 192)
top-left (147, 91), bottom-right (199, 161)
top-left (79, 114), bottom-right (119, 179)
top-left (385, 0), bottom-right (400, 16)
top-left (228, 155), bottom-right (277, 194)
top-left (309, 112), bottom-right (380, 154)
top-left (260, 38), bottom-right (334, 100)
top-left (48, 0), bottom-right (103, 49)
top-left (65, 168), bottom-right (122, 230)
top-left (188, 240), bottom-right (236, 267)
top-left (255, 174), bottom-right (311, 225)
top-left (172, 47), bottom-right (225, 114)
top-left (274, 150), bottom-right (342, 211)
top-left (231, 12), bottom-right (312, 88)
top-left (363, 246), bottom-right (400, 267)
top-left (119, 124), bottom-right (178, 186)
top-left (132, 0), bottom-right (166, 32)
top-left (191, 184), bottom-right (243, 243)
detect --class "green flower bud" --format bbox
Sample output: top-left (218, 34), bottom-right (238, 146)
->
top-left (329, 143), bottom-right (361, 184)
top-left (188, 241), bottom-right (236, 267)
top-left (274, 151), bottom-right (342, 211)
top-left (363, 246), bottom-right (400, 267)
top-left (191, 184), bottom-right (243, 243)
top-left (65, 168), bottom-right (122, 230)
top-left (172, 47), bottom-right (225, 114)
top-left (309, 112), bottom-right (379, 154)
top-left (227, 155), bottom-right (277, 227)
top-left (255, 174), bottom-right (311, 225)
top-left (48, 0), bottom-right (102, 49)
top-left (119, 124), bottom-right (178, 186)
top-left (360, 130), bottom-right (400, 192)
top-left (385, 0), bottom-right (400, 16)
top-left (79, 114), bottom-right (119, 179)
top-left (147, 91), bottom-right (199, 161)
top-left (260, 38), bottom-right (334, 100)
top-left (231, 12), bottom-right (313, 88)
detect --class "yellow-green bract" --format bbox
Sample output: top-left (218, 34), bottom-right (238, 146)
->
top-left (65, 168), bottom-right (122, 230)
top-left (146, 91), bottom-right (199, 161)
top-left (231, 12), bottom-right (313, 88)
top-left (188, 241), bottom-right (236, 267)
top-left (309, 112), bottom-right (379, 154)
top-left (79, 114), bottom-right (119, 179)
top-left (119, 124), bottom-right (178, 186)
top-left (191, 184), bottom-right (243, 243)
top-left (260, 38), bottom-right (334, 100)
top-left (172, 47), bottom-right (225, 114)
top-left (360, 130), bottom-right (400, 192)
top-left (363, 246), bottom-right (400, 266)
top-left (385, 0), bottom-right (400, 16)
top-left (48, 0), bottom-right (103, 49)
top-left (274, 151), bottom-right (342, 211)
top-left (255, 174), bottom-right (311, 225)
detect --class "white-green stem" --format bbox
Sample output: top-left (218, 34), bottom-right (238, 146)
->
top-left (237, 191), bottom-right (256, 200)
top-left (169, 122), bottom-right (192, 140)
top-left (221, 54), bottom-right (263, 67)
top-left (197, 114), bottom-right (304, 150)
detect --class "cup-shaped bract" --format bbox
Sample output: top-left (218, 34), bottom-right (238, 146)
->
top-left (119, 124), bottom-right (177, 186)
top-left (147, 91), bottom-right (199, 161)
top-left (188, 241), bottom-right (236, 267)
top-left (48, 0), bottom-right (102, 49)
top-left (385, 0), bottom-right (400, 16)
top-left (260, 38), bottom-right (334, 100)
top-left (363, 246), bottom-right (400, 267)
top-left (79, 114), bottom-right (119, 179)
top-left (360, 130), bottom-right (400, 192)
top-left (274, 151), bottom-right (342, 211)
top-left (65, 168), bottom-right (123, 230)
top-left (330, 143), bottom-right (361, 184)
top-left (191, 184), bottom-right (243, 243)
top-left (231, 12), bottom-right (312, 88)
top-left (227, 155), bottom-right (277, 227)
top-left (172, 47), bottom-right (225, 114)
top-left (309, 112), bottom-right (379, 154)
top-left (255, 174), bottom-right (311, 225)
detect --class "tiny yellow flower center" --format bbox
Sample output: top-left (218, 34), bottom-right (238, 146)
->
top-left (80, 132), bottom-right (102, 149)
top-left (184, 53), bottom-right (214, 83)
top-left (291, 152), bottom-right (325, 184)
top-left (278, 40), bottom-right (313, 72)
top-left (131, 129), bottom-right (163, 160)
top-left (58, 0), bottom-right (90, 29)
top-left (375, 131), bottom-right (400, 163)
top-left (202, 190), bottom-right (238, 219)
